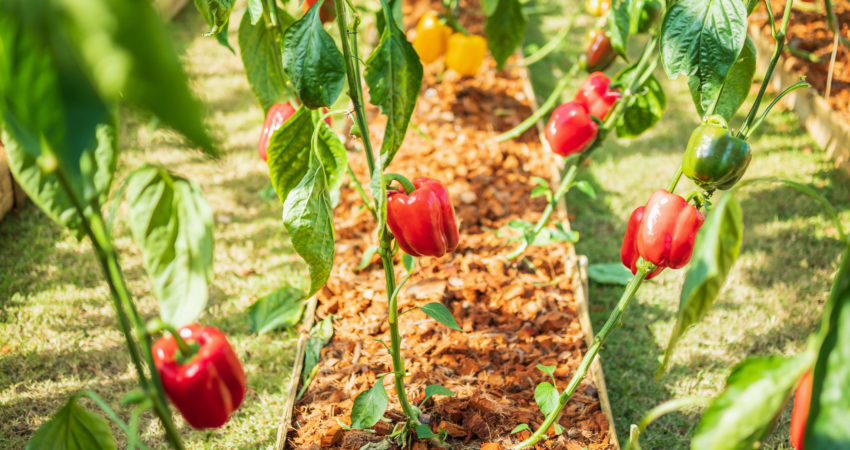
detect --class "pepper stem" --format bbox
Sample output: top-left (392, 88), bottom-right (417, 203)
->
top-left (385, 173), bottom-right (416, 194)
top-left (147, 319), bottom-right (199, 363)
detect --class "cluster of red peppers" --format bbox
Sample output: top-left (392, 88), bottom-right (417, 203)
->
top-left (152, 324), bottom-right (247, 429)
top-left (386, 177), bottom-right (459, 257)
top-left (545, 72), bottom-right (620, 156)
top-left (620, 189), bottom-right (705, 279)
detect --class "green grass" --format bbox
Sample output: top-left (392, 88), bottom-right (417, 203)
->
top-left (0, 6), bottom-right (305, 448)
top-left (523, 2), bottom-right (850, 449)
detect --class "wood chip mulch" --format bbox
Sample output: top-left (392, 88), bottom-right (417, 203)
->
top-left (752, 0), bottom-right (850, 122)
top-left (287, 1), bottom-right (614, 448)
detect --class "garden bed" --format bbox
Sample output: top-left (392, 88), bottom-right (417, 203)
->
top-left (750, 0), bottom-right (850, 174)
top-left (282, 1), bottom-right (616, 448)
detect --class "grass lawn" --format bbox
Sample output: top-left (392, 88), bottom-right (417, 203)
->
top-left (0, 6), bottom-right (305, 448)
top-left (523, 1), bottom-right (850, 448)
top-left (0, 1), bottom-right (848, 449)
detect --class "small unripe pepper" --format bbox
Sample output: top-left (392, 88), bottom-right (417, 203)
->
top-left (545, 101), bottom-right (598, 156)
top-left (635, 189), bottom-right (705, 269)
top-left (152, 324), bottom-right (247, 429)
top-left (387, 177), bottom-right (459, 257)
top-left (683, 115), bottom-right (751, 191)
top-left (412, 11), bottom-right (452, 64)
top-left (445, 33), bottom-right (487, 76)
top-left (574, 72), bottom-right (621, 120)
top-left (581, 29), bottom-right (617, 73)
top-left (302, 0), bottom-right (335, 23)
top-left (585, 0), bottom-right (611, 16)
top-left (790, 370), bottom-right (813, 450)
top-left (258, 102), bottom-right (297, 162)
top-left (620, 206), bottom-right (666, 280)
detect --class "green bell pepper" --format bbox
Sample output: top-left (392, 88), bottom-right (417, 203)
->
top-left (683, 115), bottom-right (752, 191)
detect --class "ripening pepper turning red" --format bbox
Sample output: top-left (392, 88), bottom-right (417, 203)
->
top-left (152, 324), bottom-right (247, 429)
top-left (620, 206), bottom-right (666, 280)
top-left (635, 189), bottom-right (705, 269)
top-left (445, 33), bottom-right (487, 76)
top-left (790, 370), bottom-right (813, 450)
top-left (387, 177), bottom-right (459, 257)
top-left (683, 115), bottom-right (752, 191)
top-left (413, 11), bottom-right (452, 64)
top-left (545, 101), bottom-right (598, 156)
top-left (302, 0), bottom-right (335, 23)
top-left (258, 102), bottom-right (297, 162)
top-left (575, 72), bottom-right (621, 120)
top-left (585, 0), bottom-right (611, 16)
top-left (581, 29), bottom-right (617, 73)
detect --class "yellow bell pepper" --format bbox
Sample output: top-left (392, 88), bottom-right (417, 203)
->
top-left (412, 11), bottom-right (452, 64)
top-left (445, 33), bottom-right (487, 76)
top-left (585, 0), bottom-right (610, 16)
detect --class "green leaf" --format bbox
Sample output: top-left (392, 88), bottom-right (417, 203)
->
top-left (194, 0), bottom-right (235, 36)
top-left (419, 303), bottom-right (462, 331)
top-left (481, 0), bottom-right (499, 15)
top-left (238, 9), bottom-right (293, 111)
top-left (692, 354), bottom-right (811, 450)
top-left (422, 384), bottom-right (455, 404)
top-left (587, 263), bottom-right (634, 286)
top-left (247, 0), bottom-right (264, 24)
top-left (614, 66), bottom-right (666, 138)
top-left (661, 0), bottom-right (747, 116)
top-left (554, 423), bottom-right (565, 435)
top-left (536, 364), bottom-right (556, 379)
top-left (126, 166), bottom-right (214, 326)
top-left (534, 382), bottom-right (559, 416)
top-left (689, 36), bottom-right (756, 122)
top-left (283, 2), bottom-right (346, 108)
top-left (284, 153), bottom-right (335, 296)
top-left (26, 395), bottom-right (116, 450)
top-left (364, 0), bottom-right (423, 169)
top-left (574, 180), bottom-right (597, 199)
top-left (607, 0), bottom-right (632, 57)
top-left (213, 19), bottom-right (235, 54)
top-left (267, 106), bottom-right (313, 203)
top-left (532, 223), bottom-right (579, 246)
top-left (415, 424), bottom-right (436, 438)
top-left (402, 253), bottom-right (415, 272)
top-left (660, 193), bottom-right (742, 374)
top-left (354, 245), bottom-right (380, 271)
top-left (375, 0), bottom-right (403, 36)
top-left (511, 424), bottom-right (531, 434)
top-left (248, 286), bottom-right (306, 334)
top-left (806, 243), bottom-right (850, 449)
top-left (315, 115), bottom-right (348, 205)
top-left (351, 379), bottom-right (389, 429)
top-left (302, 315), bottom-right (335, 385)
top-left (484, 0), bottom-right (527, 70)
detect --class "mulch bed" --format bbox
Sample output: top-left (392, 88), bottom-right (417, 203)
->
top-left (286, 1), bottom-right (614, 448)
top-left (751, 0), bottom-right (850, 122)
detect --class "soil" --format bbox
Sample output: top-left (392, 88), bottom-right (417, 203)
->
top-left (286, 1), bottom-right (614, 449)
top-left (751, 0), bottom-right (850, 122)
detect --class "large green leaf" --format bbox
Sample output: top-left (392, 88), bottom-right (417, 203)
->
top-left (364, 0), bottom-right (423, 169)
top-left (284, 153), bottom-right (334, 297)
top-left (689, 36), bottom-right (756, 122)
top-left (484, 0), bottom-right (527, 70)
top-left (266, 106), bottom-right (314, 203)
top-left (302, 315), bottom-right (334, 385)
top-left (126, 166), bottom-right (214, 326)
top-left (614, 64), bottom-right (666, 138)
top-left (248, 286), bottom-right (306, 335)
top-left (238, 8), bottom-right (293, 111)
top-left (806, 243), bottom-right (850, 449)
top-left (692, 354), bottom-right (811, 450)
top-left (283, 1), bottom-right (345, 108)
top-left (26, 395), bottom-right (116, 450)
top-left (193, 0), bottom-right (235, 36)
top-left (661, 0), bottom-right (747, 115)
top-left (351, 379), bottom-right (389, 429)
top-left (660, 193), bottom-right (742, 374)
top-left (607, 0), bottom-right (632, 57)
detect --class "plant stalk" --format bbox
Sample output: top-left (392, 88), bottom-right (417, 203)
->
top-left (495, 66), bottom-right (578, 142)
top-left (515, 268), bottom-right (649, 449)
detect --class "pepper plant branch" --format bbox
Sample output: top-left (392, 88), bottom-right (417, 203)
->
top-left (666, 165), bottom-right (683, 192)
top-left (515, 268), bottom-right (650, 449)
top-left (345, 164), bottom-right (377, 219)
top-left (511, 16), bottom-right (577, 69)
top-left (495, 65), bottom-right (579, 142)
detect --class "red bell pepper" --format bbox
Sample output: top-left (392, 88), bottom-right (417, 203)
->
top-left (152, 324), bottom-right (247, 429)
top-left (790, 370), bottom-right (813, 450)
top-left (636, 189), bottom-right (705, 269)
top-left (302, 0), bottom-right (335, 23)
top-left (575, 72), bottom-right (621, 120)
top-left (544, 101), bottom-right (598, 156)
top-left (620, 206), bottom-right (665, 280)
top-left (387, 177), bottom-right (459, 257)
top-left (258, 102), bottom-right (297, 162)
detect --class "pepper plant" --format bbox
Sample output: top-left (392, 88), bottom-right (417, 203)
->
top-left (0, 0), bottom-right (252, 448)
